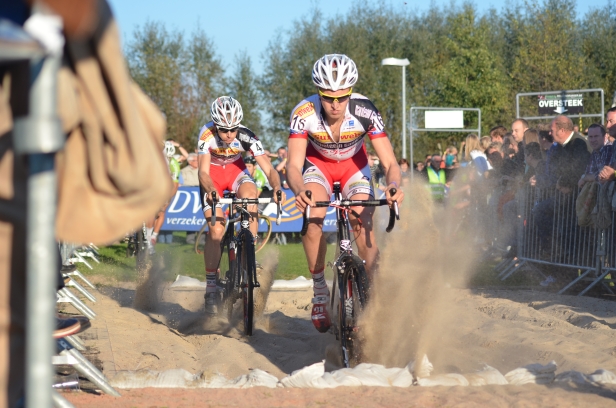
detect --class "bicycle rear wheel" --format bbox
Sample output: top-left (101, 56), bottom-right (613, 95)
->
top-left (239, 232), bottom-right (256, 336)
top-left (338, 255), bottom-right (370, 368)
top-left (135, 226), bottom-right (148, 275)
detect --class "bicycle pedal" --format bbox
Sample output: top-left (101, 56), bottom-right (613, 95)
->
top-left (254, 282), bottom-right (261, 288)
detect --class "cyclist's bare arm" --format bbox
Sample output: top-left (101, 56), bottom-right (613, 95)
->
top-left (286, 138), bottom-right (314, 211)
top-left (372, 137), bottom-right (405, 205)
top-left (255, 154), bottom-right (286, 203)
top-left (197, 154), bottom-right (216, 203)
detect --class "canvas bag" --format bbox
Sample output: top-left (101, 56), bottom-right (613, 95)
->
top-left (55, 0), bottom-right (172, 244)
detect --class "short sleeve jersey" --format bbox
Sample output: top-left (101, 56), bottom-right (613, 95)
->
top-left (197, 122), bottom-right (265, 165)
top-left (288, 93), bottom-right (387, 162)
top-left (167, 157), bottom-right (181, 183)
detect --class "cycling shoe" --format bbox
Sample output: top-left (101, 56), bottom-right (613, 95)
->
top-left (311, 295), bottom-right (331, 333)
top-left (205, 292), bottom-right (218, 315)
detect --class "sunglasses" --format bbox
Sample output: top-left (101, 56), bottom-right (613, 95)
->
top-left (218, 126), bottom-right (239, 133)
top-left (318, 88), bottom-right (353, 104)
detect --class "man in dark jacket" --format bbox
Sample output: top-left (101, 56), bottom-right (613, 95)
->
top-left (533, 116), bottom-right (590, 248)
top-left (550, 116), bottom-right (591, 193)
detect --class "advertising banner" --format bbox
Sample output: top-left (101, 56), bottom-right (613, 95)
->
top-left (162, 187), bottom-right (337, 232)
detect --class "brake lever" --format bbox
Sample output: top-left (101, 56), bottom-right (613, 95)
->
top-left (389, 188), bottom-right (400, 220)
top-left (210, 191), bottom-right (218, 226)
top-left (300, 190), bottom-right (312, 236)
top-left (276, 190), bottom-right (282, 225)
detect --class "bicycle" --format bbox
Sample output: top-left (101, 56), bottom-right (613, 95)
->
top-left (301, 181), bottom-right (399, 367)
top-left (210, 190), bottom-right (282, 336)
top-left (125, 222), bottom-right (149, 273)
top-left (194, 211), bottom-right (273, 255)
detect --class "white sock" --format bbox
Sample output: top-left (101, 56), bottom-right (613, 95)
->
top-left (311, 268), bottom-right (328, 296)
top-left (146, 227), bottom-right (154, 242)
top-left (206, 269), bottom-right (218, 294)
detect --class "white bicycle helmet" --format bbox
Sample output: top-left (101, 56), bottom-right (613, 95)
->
top-left (164, 141), bottom-right (176, 158)
top-left (312, 54), bottom-right (358, 91)
top-left (210, 96), bottom-right (243, 128)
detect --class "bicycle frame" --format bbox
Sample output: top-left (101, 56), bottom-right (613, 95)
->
top-left (216, 193), bottom-right (259, 305)
top-left (300, 182), bottom-right (399, 366)
top-left (209, 190), bottom-right (282, 334)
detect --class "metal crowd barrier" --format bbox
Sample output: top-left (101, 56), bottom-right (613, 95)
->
top-left (496, 183), bottom-right (615, 295)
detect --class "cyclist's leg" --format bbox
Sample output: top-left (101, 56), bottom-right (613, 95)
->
top-left (300, 158), bottom-right (332, 290)
top-left (200, 174), bottom-right (226, 309)
top-left (152, 182), bottom-right (178, 244)
top-left (302, 181), bottom-right (329, 278)
top-left (302, 159), bottom-right (333, 332)
top-left (203, 206), bottom-right (226, 272)
top-left (342, 163), bottom-right (378, 275)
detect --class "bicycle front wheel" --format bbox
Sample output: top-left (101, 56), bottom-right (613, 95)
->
top-left (239, 232), bottom-right (256, 336)
top-left (135, 226), bottom-right (149, 276)
top-left (194, 222), bottom-right (208, 255)
top-left (339, 255), bottom-right (370, 368)
top-left (255, 214), bottom-right (272, 254)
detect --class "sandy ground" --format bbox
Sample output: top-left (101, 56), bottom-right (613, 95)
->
top-left (64, 185), bottom-right (616, 406)
top-left (63, 276), bottom-right (616, 407)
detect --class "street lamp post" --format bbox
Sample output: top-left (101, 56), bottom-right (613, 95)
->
top-left (381, 58), bottom-right (410, 162)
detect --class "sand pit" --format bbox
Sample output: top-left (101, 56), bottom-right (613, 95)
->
top-left (63, 276), bottom-right (616, 406)
top-left (65, 184), bottom-right (616, 406)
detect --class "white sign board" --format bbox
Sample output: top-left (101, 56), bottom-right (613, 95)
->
top-left (425, 110), bottom-right (464, 129)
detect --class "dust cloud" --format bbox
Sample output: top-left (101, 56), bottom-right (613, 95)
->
top-left (132, 244), bottom-right (279, 333)
top-left (361, 171), bottom-right (480, 372)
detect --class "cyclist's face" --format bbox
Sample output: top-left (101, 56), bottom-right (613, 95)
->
top-left (245, 163), bottom-right (255, 175)
top-left (217, 126), bottom-right (239, 143)
top-left (318, 87), bottom-right (351, 121)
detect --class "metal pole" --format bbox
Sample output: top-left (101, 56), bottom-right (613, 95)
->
top-left (13, 37), bottom-right (64, 408)
top-left (478, 109), bottom-right (481, 138)
top-left (409, 108), bottom-right (414, 183)
top-left (401, 66), bottom-right (407, 159)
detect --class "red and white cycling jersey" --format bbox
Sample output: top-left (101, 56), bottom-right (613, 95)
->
top-left (197, 122), bottom-right (265, 165)
top-left (288, 93), bottom-right (387, 162)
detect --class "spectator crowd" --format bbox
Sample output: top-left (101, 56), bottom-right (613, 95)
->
top-left (409, 112), bottom-right (616, 286)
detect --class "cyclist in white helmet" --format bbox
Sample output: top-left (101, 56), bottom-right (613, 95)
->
top-left (146, 139), bottom-right (188, 253)
top-left (198, 96), bottom-right (284, 315)
top-left (287, 54), bottom-right (404, 333)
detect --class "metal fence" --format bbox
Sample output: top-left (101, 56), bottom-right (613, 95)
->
top-left (495, 184), bottom-right (615, 296)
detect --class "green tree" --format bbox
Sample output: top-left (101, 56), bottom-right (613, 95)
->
top-left (510, 0), bottom-right (585, 93)
top-left (429, 4), bottom-right (510, 135)
top-left (260, 9), bottom-right (327, 147)
top-left (126, 22), bottom-right (224, 149)
top-left (582, 1), bottom-right (616, 106)
top-left (229, 51), bottom-right (263, 137)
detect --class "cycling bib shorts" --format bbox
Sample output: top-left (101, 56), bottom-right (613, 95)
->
top-left (302, 149), bottom-right (373, 198)
top-left (200, 158), bottom-right (255, 213)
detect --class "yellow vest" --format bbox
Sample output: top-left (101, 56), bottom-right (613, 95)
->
top-left (427, 167), bottom-right (446, 201)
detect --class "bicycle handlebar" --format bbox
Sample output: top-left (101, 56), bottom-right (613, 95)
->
top-left (214, 192), bottom-right (283, 225)
top-left (300, 188), bottom-right (399, 236)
